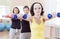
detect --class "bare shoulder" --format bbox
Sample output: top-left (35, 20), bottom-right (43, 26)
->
top-left (42, 16), bottom-right (46, 22)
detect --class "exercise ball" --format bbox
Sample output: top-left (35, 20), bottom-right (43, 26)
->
top-left (0, 23), bottom-right (5, 32)
top-left (5, 23), bottom-right (11, 31)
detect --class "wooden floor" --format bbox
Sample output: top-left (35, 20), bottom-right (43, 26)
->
top-left (0, 30), bottom-right (9, 39)
top-left (0, 30), bottom-right (48, 39)
top-left (0, 30), bottom-right (17, 39)
top-left (0, 30), bottom-right (55, 39)
top-left (0, 31), bottom-right (53, 39)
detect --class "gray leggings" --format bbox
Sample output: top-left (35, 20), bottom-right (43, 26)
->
top-left (9, 28), bottom-right (21, 39)
top-left (20, 32), bottom-right (31, 39)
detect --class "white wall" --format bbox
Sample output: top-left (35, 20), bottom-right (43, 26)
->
top-left (44, 0), bottom-right (57, 15)
top-left (56, 0), bottom-right (60, 12)
top-left (0, 6), bottom-right (10, 18)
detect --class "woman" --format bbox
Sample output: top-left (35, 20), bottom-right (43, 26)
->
top-left (30, 2), bottom-right (45, 39)
top-left (9, 7), bottom-right (21, 39)
top-left (20, 6), bottom-right (31, 39)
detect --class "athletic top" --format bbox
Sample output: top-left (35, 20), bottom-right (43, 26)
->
top-left (11, 19), bottom-right (21, 29)
top-left (30, 16), bottom-right (44, 39)
top-left (21, 19), bottom-right (31, 33)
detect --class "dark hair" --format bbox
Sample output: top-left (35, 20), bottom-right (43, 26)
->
top-left (30, 2), bottom-right (44, 16)
top-left (23, 6), bottom-right (29, 10)
top-left (13, 7), bottom-right (20, 14)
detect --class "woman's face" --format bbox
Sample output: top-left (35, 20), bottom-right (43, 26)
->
top-left (23, 8), bottom-right (29, 14)
top-left (33, 4), bottom-right (42, 16)
top-left (14, 8), bottom-right (19, 14)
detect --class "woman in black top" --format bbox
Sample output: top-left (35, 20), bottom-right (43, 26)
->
top-left (21, 20), bottom-right (31, 33)
top-left (20, 6), bottom-right (31, 39)
top-left (9, 7), bottom-right (21, 39)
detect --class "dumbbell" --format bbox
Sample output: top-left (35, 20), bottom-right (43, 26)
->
top-left (57, 12), bottom-right (60, 17)
top-left (23, 14), bottom-right (27, 19)
top-left (47, 14), bottom-right (52, 19)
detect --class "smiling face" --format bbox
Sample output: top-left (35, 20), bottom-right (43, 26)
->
top-left (13, 7), bottom-right (20, 14)
top-left (33, 4), bottom-right (42, 16)
top-left (23, 8), bottom-right (29, 14)
top-left (14, 8), bottom-right (19, 14)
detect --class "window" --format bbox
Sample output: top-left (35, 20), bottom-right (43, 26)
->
top-left (0, 6), bottom-right (10, 18)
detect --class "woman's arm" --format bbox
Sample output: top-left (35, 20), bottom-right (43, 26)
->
top-left (23, 15), bottom-right (32, 22)
top-left (2, 13), bottom-right (13, 19)
top-left (17, 13), bottom-right (32, 22)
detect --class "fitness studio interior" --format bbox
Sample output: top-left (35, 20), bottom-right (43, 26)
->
top-left (0, 0), bottom-right (59, 39)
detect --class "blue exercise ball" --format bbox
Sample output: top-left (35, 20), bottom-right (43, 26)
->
top-left (57, 12), bottom-right (60, 17)
top-left (23, 14), bottom-right (27, 19)
top-left (13, 14), bottom-right (17, 20)
top-left (5, 23), bottom-right (11, 31)
top-left (48, 14), bottom-right (52, 19)
top-left (0, 23), bottom-right (5, 32)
